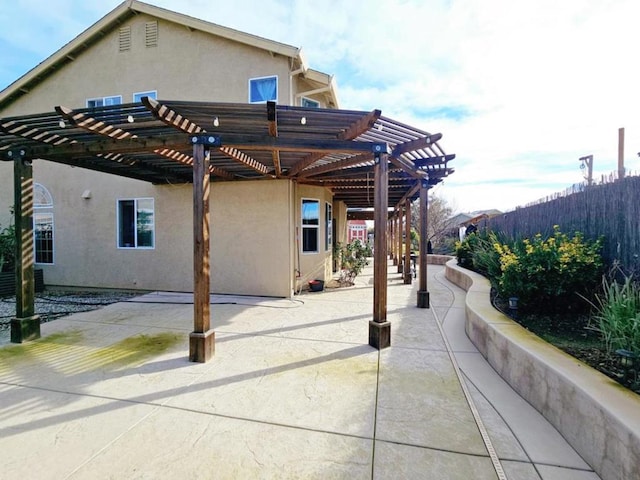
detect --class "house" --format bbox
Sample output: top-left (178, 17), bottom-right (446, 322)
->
top-left (0, 1), bottom-right (341, 298)
top-left (0, 2), bottom-right (455, 355)
top-left (347, 220), bottom-right (368, 243)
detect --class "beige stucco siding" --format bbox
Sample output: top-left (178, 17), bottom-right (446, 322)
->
top-left (0, 9), bottom-right (337, 298)
top-left (294, 183), bottom-right (334, 289)
top-left (210, 179), bottom-right (293, 297)
top-left (1, 13), bottom-right (293, 116)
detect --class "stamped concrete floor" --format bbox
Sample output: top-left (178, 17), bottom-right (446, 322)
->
top-left (0, 261), bottom-right (600, 479)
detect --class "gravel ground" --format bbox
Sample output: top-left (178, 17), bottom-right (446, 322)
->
top-left (0, 290), bottom-right (141, 344)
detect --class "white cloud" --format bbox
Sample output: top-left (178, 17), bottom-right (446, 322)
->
top-left (2, 0), bottom-right (640, 213)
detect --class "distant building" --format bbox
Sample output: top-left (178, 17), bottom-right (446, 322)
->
top-left (347, 220), bottom-right (368, 243)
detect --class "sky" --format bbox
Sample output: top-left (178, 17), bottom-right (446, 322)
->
top-left (1, 0), bottom-right (639, 214)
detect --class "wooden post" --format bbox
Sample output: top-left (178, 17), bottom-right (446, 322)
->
top-left (190, 142), bottom-right (215, 362)
top-left (403, 198), bottom-right (412, 284)
top-left (396, 208), bottom-right (403, 274)
top-left (618, 127), bottom-right (625, 180)
top-left (369, 152), bottom-right (390, 349)
top-left (388, 218), bottom-right (393, 260)
top-left (391, 213), bottom-right (397, 265)
top-left (417, 180), bottom-right (430, 308)
top-left (11, 155), bottom-right (40, 343)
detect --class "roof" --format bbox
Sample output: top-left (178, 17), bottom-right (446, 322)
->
top-left (0, 0), bottom-right (339, 109)
top-left (0, 99), bottom-right (455, 209)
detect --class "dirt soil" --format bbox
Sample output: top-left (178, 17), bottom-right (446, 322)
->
top-left (492, 293), bottom-right (639, 395)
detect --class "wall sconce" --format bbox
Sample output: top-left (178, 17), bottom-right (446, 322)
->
top-left (213, 116), bottom-right (220, 127)
top-left (127, 115), bottom-right (134, 123)
top-left (81, 189), bottom-right (92, 200)
top-left (300, 116), bottom-right (306, 125)
top-left (58, 119), bottom-right (66, 129)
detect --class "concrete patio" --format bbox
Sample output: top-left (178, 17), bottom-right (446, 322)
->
top-left (0, 261), bottom-right (600, 479)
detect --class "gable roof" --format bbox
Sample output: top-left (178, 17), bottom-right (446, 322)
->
top-left (0, 0), bottom-right (338, 109)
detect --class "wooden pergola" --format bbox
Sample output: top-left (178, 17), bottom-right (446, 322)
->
top-left (0, 99), bottom-right (455, 361)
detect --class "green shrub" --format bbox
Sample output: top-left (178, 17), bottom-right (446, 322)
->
top-left (0, 221), bottom-right (15, 273)
top-left (494, 226), bottom-right (603, 312)
top-left (588, 271), bottom-right (640, 355)
top-left (339, 240), bottom-right (370, 284)
top-left (456, 230), bottom-right (502, 281)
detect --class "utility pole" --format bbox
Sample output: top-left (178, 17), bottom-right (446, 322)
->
top-left (618, 127), bottom-right (625, 180)
top-left (579, 155), bottom-right (593, 186)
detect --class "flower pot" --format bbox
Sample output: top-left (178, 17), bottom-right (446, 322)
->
top-left (308, 279), bottom-right (324, 292)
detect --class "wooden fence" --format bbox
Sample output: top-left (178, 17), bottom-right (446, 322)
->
top-left (480, 174), bottom-right (640, 275)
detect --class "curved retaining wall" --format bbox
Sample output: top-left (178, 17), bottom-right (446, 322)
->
top-left (444, 259), bottom-right (640, 480)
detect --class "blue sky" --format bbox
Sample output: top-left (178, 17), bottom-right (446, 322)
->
top-left (1, 0), bottom-right (639, 213)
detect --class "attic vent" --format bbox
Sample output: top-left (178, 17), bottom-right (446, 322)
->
top-left (119, 26), bottom-right (131, 51)
top-left (145, 21), bottom-right (158, 47)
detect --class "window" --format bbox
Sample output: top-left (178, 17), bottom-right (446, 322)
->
top-left (301, 97), bottom-right (320, 108)
top-left (33, 184), bottom-right (54, 264)
top-left (87, 96), bottom-right (122, 108)
top-left (133, 91), bottom-right (157, 103)
top-left (301, 199), bottom-right (319, 253)
top-left (117, 198), bottom-right (155, 249)
top-left (325, 203), bottom-right (332, 251)
top-left (249, 75), bottom-right (277, 103)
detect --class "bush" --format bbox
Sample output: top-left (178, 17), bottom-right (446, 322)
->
top-left (339, 239), bottom-right (370, 285)
top-left (588, 270), bottom-right (640, 355)
top-left (0, 221), bottom-right (15, 273)
top-left (456, 229), bottom-right (502, 281)
top-left (494, 226), bottom-right (603, 312)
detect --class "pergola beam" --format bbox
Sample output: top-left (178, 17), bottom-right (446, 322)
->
top-left (392, 133), bottom-right (442, 156)
top-left (287, 108), bottom-right (381, 176)
top-left (55, 105), bottom-right (137, 140)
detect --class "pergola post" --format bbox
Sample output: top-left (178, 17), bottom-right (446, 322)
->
top-left (403, 198), bottom-right (412, 284)
top-left (396, 208), bottom-right (403, 274)
top-left (190, 139), bottom-right (215, 362)
top-left (369, 151), bottom-right (390, 349)
top-left (417, 180), bottom-right (430, 308)
top-left (391, 212), bottom-right (397, 265)
top-left (388, 218), bottom-right (393, 260)
top-left (11, 154), bottom-right (40, 343)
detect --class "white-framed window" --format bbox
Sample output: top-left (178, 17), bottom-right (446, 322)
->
top-left (301, 198), bottom-right (319, 253)
top-left (301, 97), bottom-right (320, 108)
top-left (133, 90), bottom-right (157, 103)
top-left (33, 183), bottom-right (54, 265)
top-left (117, 198), bottom-right (155, 249)
top-left (325, 202), bottom-right (332, 251)
top-left (249, 75), bottom-right (278, 103)
top-left (87, 95), bottom-right (122, 108)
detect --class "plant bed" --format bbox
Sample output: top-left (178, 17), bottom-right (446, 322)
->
top-left (492, 290), bottom-right (639, 394)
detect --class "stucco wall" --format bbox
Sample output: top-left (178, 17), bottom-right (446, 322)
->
top-left (211, 180), bottom-right (293, 297)
top-left (0, 10), bottom-right (337, 298)
top-left (294, 183), bottom-right (334, 289)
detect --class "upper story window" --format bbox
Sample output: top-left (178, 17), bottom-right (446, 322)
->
top-left (117, 198), bottom-right (155, 249)
top-left (87, 96), bottom-right (122, 108)
top-left (249, 75), bottom-right (278, 103)
top-left (133, 91), bottom-right (157, 103)
top-left (301, 97), bottom-right (320, 108)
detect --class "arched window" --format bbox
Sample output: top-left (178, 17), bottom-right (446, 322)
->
top-left (33, 183), bottom-right (54, 264)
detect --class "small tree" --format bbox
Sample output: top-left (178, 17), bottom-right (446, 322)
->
top-left (411, 193), bottom-right (458, 254)
top-left (339, 239), bottom-right (370, 285)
